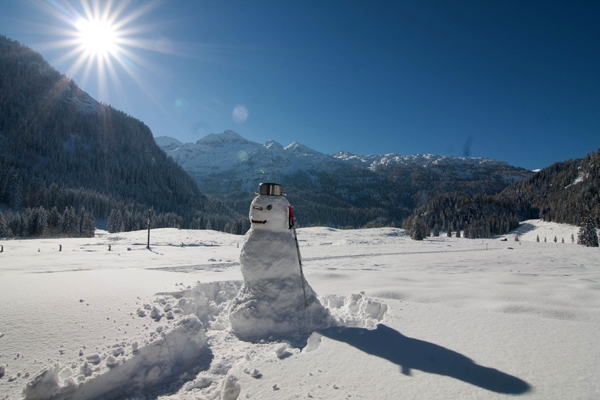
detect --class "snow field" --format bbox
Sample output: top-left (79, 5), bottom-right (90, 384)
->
top-left (0, 219), bottom-right (599, 399)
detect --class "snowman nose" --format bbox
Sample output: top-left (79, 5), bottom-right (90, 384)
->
top-left (252, 206), bottom-right (263, 211)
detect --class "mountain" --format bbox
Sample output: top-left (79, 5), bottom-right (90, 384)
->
top-left (498, 149), bottom-right (600, 225)
top-left (0, 35), bottom-right (243, 237)
top-left (405, 149), bottom-right (600, 239)
top-left (157, 131), bottom-right (533, 228)
top-left (155, 130), bottom-right (334, 193)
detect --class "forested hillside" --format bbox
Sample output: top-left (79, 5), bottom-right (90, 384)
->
top-left (406, 149), bottom-right (600, 239)
top-left (0, 35), bottom-right (244, 238)
top-left (219, 163), bottom-right (522, 230)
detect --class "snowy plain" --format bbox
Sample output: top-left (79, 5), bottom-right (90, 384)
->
top-left (0, 220), bottom-right (599, 399)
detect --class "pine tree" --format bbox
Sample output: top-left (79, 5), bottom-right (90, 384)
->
top-left (81, 211), bottom-right (95, 237)
top-left (30, 207), bottom-right (48, 236)
top-left (47, 206), bottom-right (62, 234)
top-left (410, 219), bottom-right (426, 241)
top-left (62, 206), bottom-right (77, 235)
top-left (0, 212), bottom-right (7, 237)
top-left (107, 209), bottom-right (122, 233)
top-left (577, 216), bottom-right (599, 247)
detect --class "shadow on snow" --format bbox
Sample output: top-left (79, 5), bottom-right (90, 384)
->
top-left (319, 324), bottom-right (531, 395)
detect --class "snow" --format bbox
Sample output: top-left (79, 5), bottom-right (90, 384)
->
top-left (565, 173), bottom-right (587, 189)
top-left (1, 220), bottom-right (599, 399)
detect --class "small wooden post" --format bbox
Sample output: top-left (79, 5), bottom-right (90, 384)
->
top-left (146, 209), bottom-right (151, 250)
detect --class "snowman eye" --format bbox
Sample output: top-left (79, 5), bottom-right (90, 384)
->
top-left (252, 206), bottom-right (263, 211)
top-left (266, 205), bottom-right (272, 210)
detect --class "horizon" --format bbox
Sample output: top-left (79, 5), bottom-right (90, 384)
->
top-left (1, 0), bottom-right (599, 170)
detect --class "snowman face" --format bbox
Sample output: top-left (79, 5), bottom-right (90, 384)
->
top-left (249, 195), bottom-right (290, 232)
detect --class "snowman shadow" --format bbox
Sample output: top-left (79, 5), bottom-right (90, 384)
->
top-left (318, 324), bottom-right (531, 395)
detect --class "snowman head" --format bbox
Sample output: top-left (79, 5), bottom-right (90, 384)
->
top-left (249, 194), bottom-right (290, 232)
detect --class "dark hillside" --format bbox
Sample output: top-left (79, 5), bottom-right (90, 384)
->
top-left (499, 150), bottom-right (600, 225)
top-left (0, 35), bottom-right (243, 237)
top-left (405, 149), bottom-right (600, 238)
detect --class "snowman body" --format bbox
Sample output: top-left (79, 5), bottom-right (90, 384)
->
top-left (239, 195), bottom-right (299, 284)
top-left (229, 193), bottom-right (331, 343)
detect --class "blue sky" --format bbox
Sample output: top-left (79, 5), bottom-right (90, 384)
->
top-left (1, 0), bottom-right (598, 170)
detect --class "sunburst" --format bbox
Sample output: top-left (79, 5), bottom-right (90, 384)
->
top-left (34, 0), bottom-right (165, 105)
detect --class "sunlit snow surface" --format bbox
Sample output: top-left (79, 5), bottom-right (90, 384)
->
top-left (0, 220), bottom-right (599, 399)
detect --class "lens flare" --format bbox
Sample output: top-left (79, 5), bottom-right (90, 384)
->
top-left (232, 105), bottom-right (249, 124)
top-left (238, 151), bottom-right (249, 162)
top-left (174, 98), bottom-right (189, 112)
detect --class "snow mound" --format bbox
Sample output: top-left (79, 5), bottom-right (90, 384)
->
top-left (19, 279), bottom-right (387, 400)
top-left (139, 281), bottom-right (386, 398)
top-left (161, 280), bottom-right (385, 346)
top-left (321, 292), bottom-right (388, 329)
top-left (22, 316), bottom-right (207, 400)
top-left (159, 280), bottom-right (242, 329)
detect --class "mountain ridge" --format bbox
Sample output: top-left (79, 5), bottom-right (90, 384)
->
top-left (157, 131), bottom-right (533, 228)
top-left (158, 132), bottom-right (521, 173)
top-left (157, 131), bottom-right (528, 193)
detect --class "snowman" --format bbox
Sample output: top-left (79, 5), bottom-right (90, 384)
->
top-left (229, 183), bottom-right (332, 344)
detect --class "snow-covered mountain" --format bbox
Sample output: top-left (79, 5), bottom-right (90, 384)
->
top-left (156, 130), bottom-right (331, 179)
top-left (156, 130), bottom-right (530, 194)
top-left (156, 131), bottom-right (533, 228)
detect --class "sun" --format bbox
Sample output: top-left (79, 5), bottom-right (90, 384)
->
top-left (33, 0), bottom-right (165, 103)
top-left (75, 18), bottom-right (117, 57)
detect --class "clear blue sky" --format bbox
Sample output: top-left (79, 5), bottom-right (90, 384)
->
top-left (1, 0), bottom-right (599, 170)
